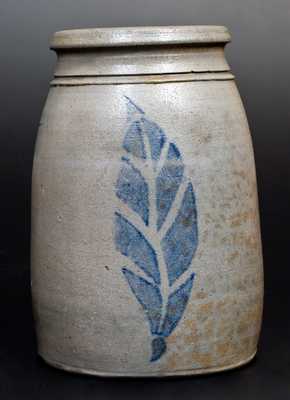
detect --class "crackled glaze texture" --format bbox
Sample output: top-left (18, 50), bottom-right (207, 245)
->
top-left (31, 26), bottom-right (263, 377)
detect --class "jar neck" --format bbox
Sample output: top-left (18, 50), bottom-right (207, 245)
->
top-left (53, 44), bottom-right (230, 77)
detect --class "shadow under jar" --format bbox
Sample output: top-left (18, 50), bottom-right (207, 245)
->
top-left (31, 26), bottom-right (264, 377)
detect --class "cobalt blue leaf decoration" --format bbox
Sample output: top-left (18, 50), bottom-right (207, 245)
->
top-left (122, 268), bottom-right (162, 335)
top-left (114, 96), bottom-right (198, 362)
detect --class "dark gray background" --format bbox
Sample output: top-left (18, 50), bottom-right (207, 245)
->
top-left (0, 1), bottom-right (290, 399)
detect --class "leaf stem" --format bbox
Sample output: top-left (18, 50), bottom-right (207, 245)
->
top-left (142, 129), bottom-right (170, 335)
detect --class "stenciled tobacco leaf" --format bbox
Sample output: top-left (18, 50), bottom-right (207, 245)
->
top-left (114, 96), bottom-right (198, 362)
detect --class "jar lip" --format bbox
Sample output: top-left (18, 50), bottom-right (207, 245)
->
top-left (51, 25), bottom-right (231, 49)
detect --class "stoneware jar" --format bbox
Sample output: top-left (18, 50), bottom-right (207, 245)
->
top-left (31, 26), bottom-right (264, 377)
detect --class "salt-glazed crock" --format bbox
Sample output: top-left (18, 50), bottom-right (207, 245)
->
top-left (31, 26), bottom-right (264, 377)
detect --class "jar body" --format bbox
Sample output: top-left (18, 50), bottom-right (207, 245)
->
top-left (31, 28), bottom-right (263, 376)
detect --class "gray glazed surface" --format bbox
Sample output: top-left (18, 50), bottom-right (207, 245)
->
top-left (31, 26), bottom-right (263, 377)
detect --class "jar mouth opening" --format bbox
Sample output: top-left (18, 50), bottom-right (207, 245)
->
top-left (51, 25), bottom-right (231, 50)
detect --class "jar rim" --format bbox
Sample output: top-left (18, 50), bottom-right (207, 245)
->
top-left (51, 25), bottom-right (231, 49)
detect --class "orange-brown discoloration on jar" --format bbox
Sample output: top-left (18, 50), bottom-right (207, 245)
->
top-left (227, 251), bottom-right (239, 263)
top-left (196, 291), bottom-right (208, 300)
top-left (229, 210), bottom-right (253, 228)
top-left (197, 302), bottom-right (214, 316)
top-left (190, 351), bottom-right (213, 367)
top-left (216, 341), bottom-right (232, 358)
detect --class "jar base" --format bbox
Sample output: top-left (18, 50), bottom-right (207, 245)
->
top-left (39, 351), bottom-right (257, 377)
